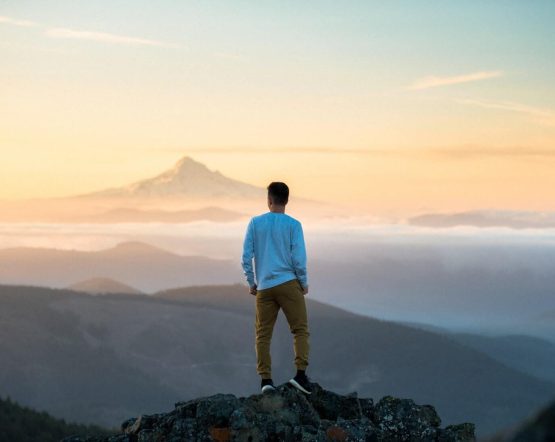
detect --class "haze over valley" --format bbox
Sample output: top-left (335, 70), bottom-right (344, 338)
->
top-left (1, 283), bottom-right (554, 439)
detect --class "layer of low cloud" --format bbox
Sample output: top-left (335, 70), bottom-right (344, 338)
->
top-left (2, 217), bottom-right (555, 254)
top-left (408, 70), bottom-right (503, 90)
top-left (408, 209), bottom-right (555, 229)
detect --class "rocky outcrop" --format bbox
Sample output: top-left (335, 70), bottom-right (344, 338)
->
top-left (62, 383), bottom-right (475, 441)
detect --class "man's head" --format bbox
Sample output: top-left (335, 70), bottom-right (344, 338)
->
top-left (267, 182), bottom-right (289, 208)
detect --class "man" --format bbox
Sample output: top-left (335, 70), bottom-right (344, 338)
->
top-left (241, 182), bottom-right (312, 395)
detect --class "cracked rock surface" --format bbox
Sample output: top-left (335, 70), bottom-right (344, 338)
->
top-left (62, 383), bottom-right (475, 441)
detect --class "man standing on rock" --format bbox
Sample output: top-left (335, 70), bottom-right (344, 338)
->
top-left (241, 182), bottom-right (312, 395)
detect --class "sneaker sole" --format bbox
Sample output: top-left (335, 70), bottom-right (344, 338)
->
top-left (261, 385), bottom-right (276, 393)
top-left (288, 378), bottom-right (311, 394)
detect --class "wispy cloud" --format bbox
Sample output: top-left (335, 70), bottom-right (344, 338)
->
top-left (1, 14), bottom-right (177, 48)
top-left (455, 98), bottom-right (555, 127)
top-left (0, 15), bottom-right (38, 27)
top-left (156, 146), bottom-right (398, 155)
top-left (153, 145), bottom-right (555, 159)
top-left (407, 71), bottom-right (503, 90)
top-left (45, 27), bottom-right (178, 48)
top-left (424, 145), bottom-right (555, 159)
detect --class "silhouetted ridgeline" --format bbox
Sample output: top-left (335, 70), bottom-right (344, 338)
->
top-left (61, 383), bottom-right (475, 441)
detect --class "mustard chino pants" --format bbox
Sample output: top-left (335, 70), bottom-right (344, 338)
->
top-left (255, 278), bottom-right (310, 379)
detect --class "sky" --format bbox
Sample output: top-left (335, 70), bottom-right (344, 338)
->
top-left (1, 1), bottom-right (554, 215)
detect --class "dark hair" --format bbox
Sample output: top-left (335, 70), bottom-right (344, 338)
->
top-left (267, 182), bottom-right (289, 205)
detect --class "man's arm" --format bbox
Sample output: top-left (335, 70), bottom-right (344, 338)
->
top-left (241, 218), bottom-right (257, 294)
top-left (291, 221), bottom-right (308, 293)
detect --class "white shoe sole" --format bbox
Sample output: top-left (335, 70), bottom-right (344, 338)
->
top-left (261, 385), bottom-right (276, 393)
top-left (289, 378), bottom-right (311, 394)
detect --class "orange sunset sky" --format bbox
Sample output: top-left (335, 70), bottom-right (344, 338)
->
top-left (1, 2), bottom-right (554, 217)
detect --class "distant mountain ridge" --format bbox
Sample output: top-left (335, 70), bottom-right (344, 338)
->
top-left (0, 240), bottom-right (238, 292)
top-left (67, 277), bottom-right (144, 296)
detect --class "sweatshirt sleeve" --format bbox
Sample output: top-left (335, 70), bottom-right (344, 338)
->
top-left (241, 218), bottom-right (256, 287)
top-left (291, 221), bottom-right (308, 288)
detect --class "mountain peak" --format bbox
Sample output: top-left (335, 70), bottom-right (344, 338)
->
top-left (171, 156), bottom-right (213, 174)
top-left (71, 155), bottom-right (265, 200)
top-left (117, 155), bottom-right (263, 199)
top-left (156, 155), bottom-right (225, 182)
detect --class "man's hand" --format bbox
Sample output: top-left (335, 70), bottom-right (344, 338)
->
top-left (249, 284), bottom-right (257, 296)
top-left (302, 285), bottom-right (309, 296)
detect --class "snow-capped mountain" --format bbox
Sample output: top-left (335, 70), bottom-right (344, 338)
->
top-left (76, 156), bottom-right (265, 199)
top-left (0, 155), bottom-right (337, 222)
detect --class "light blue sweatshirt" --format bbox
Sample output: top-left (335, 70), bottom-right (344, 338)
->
top-left (241, 212), bottom-right (308, 290)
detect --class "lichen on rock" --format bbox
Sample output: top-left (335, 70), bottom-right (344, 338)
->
top-left (61, 382), bottom-right (475, 441)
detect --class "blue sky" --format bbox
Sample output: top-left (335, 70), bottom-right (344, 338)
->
top-left (1, 1), bottom-right (554, 214)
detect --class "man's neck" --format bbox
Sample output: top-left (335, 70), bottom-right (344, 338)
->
top-left (270, 206), bottom-right (286, 213)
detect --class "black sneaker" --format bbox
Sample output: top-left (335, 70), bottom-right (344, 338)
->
top-left (261, 378), bottom-right (276, 393)
top-left (288, 372), bottom-right (312, 394)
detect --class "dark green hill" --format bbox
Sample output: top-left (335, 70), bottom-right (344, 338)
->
top-left (0, 395), bottom-right (114, 442)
